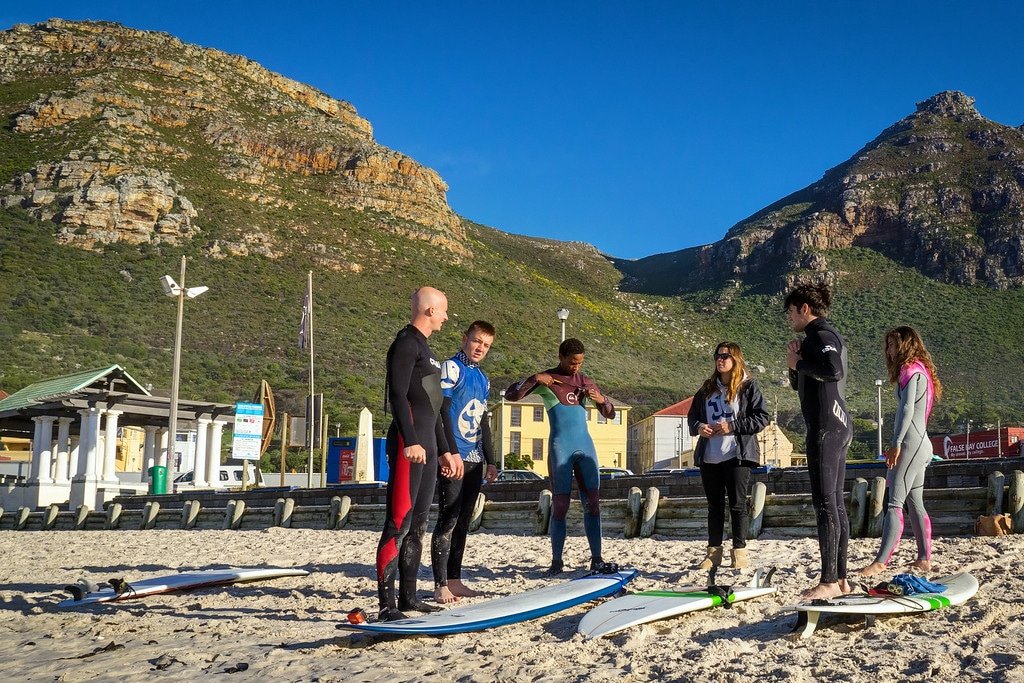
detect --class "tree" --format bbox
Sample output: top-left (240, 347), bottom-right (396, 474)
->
top-left (502, 452), bottom-right (535, 470)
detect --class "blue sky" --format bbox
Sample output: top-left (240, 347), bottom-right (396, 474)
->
top-left (4, 2), bottom-right (1023, 258)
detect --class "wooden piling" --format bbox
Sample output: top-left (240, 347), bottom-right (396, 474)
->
top-left (748, 482), bottom-right (767, 539)
top-left (640, 487), bottom-right (660, 538)
top-left (536, 489), bottom-right (552, 535)
top-left (624, 487), bottom-right (643, 538)
top-left (867, 477), bottom-right (886, 537)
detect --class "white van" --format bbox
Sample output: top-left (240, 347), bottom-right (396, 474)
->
top-left (173, 463), bottom-right (264, 487)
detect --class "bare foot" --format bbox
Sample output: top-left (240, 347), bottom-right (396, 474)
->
top-left (909, 559), bottom-right (931, 573)
top-left (447, 579), bottom-right (482, 598)
top-left (800, 582), bottom-right (844, 601)
top-left (838, 579), bottom-right (858, 595)
top-left (433, 585), bottom-right (460, 604)
top-left (855, 562), bottom-right (887, 578)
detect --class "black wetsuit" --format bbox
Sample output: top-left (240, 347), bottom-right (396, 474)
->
top-left (376, 325), bottom-right (447, 613)
top-left (789, 317), bottom-right (852, 584)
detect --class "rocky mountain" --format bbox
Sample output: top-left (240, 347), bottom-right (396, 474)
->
top-left (0, 18), bottom-right (464, 259)
top-left (617, 91), bottom-right (1024, 293)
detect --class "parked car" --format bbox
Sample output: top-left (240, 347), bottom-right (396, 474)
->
top-left (599, 467), bottom-right (634, 480)
top-left (494, 469), bottom-right (544, 482)
top-left (174, 464), bottom-right (264, 487)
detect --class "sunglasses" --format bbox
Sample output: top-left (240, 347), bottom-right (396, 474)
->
top-left (714, 353), bottom-right (732, 360)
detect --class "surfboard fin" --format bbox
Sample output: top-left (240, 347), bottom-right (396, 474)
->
top-left (749, 567), bottom-right (777, 589)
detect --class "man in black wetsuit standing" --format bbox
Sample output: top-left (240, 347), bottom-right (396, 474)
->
top-left (376, 286), bottom-right (463, 621)
top-left (784, 283), bottom-right (854, 601)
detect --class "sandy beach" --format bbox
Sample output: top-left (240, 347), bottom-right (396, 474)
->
top-left (1, 528), bottom-right (1021, 682)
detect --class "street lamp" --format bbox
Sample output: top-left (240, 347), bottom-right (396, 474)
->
top-left (966, 419), bottom-right (972, 461)
top-left (556, 307), bottom-right (569, 342)
top-left (875, 379), bottom-right (884, 458)
top-left (161, 256), bottom-right (208, 490)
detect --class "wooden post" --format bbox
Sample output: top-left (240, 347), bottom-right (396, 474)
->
top-left (75, 504), bottom-right (90, 530)
top-left (280, 411), bottom-right (289, 487)
top-left (987, 471), bottom-right (1005, 516)
top-left (104, 502), bottom-right (122, 530)
top-left (16, 506), bottom-right (30, 530)
top-left (273, 497), bottom-right (295, 527)
top-left (640, 486), bottom-right (660, 538)
top-left (1008, 470), bottom-right (1024, 533)
top-left (849, 478), bottom-right (868, 538)
top-left (748, 481), bottom-right (767, 539)
top-left (867, 476), bottom-right (886, 537)
top-left (536, 489), bottom-right (552, 535)
top-left (44, 503), bottom-right (61, 530)
top-left (181, 500), bottom-right (201, 529)
top-left (140, 501), bottom-right (160, 530)
top-left (624, 487), bottom-right (643, 538)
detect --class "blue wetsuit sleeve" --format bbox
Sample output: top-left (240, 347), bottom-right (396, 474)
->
top-left (387, 333), bottom-right (421, 447)
top-left (481, 407), bottom-right (494, 466)
top-left (892, 372), bottom-right (924, 449)
top-left (795, 328), bottom-right (845, 382)
top-left (731, 381), bottom-right (770, 435)
top-left (505, 375), bottom-right (539, 401)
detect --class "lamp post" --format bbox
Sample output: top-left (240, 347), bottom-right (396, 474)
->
top-left (965, 419), bottom-right (972, 461)
top-left (160, 256), bottom-right (208, 490)
top-left (875, 379), bottom-right (884, 458)
top-left (556, 307), bottom-right (569, 342)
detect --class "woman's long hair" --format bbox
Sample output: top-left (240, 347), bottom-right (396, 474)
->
top-left (700, 341), bottom-right (748, 403)
top-left (885, 326), bottom-right (943, 400)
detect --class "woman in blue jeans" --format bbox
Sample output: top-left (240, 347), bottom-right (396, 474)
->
top-left (688, 342), bottom-right (770, 570)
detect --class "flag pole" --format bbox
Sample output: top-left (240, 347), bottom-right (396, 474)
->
top-left (306, 270), bottom-right (315, 488)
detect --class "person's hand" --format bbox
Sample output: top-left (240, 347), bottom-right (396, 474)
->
top-left (440, 452), bottom-right (464, 479)
top-left (585, 386), bottom-right (605, 404)
top-left (885, 445), bottom-right (901, 469)
top-left (786, 340), bottom-right (801, 370)
top-left (698, 423), bottom-right (715, 438)
top-left (404, 444), bottom-right (426, 464)
top-left (535, 372), bottom-right (555, 387)
top-left (713, 420), bottom-right (733, 435)
top-left (484, 464), bottom-right (498, 483)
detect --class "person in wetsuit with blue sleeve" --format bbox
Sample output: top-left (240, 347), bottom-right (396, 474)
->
top-left (431, 320), bottom-right (499, 603)
top-left (375, 286), bottom-right (463, 622)
top-left (505, 338), bottom-right (616, 575)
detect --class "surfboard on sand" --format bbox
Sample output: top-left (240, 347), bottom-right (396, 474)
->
top-left (578, 567), bottom-right (777, 639)
top-left (337, 569), bottom-right (638, 636)
top-left (787, 572), bottom-right (979, 638)
top-left (57, 567), bottom-right (310, 608)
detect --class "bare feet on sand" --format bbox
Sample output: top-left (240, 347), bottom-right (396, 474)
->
top-left (447, 579), bottom-right (483, 598)
top-left (856, 562), bottom-right (887, 578)
top-left (433, 585), bottom-right (460, 604)
top-left (800, 582), bottom-right (845, 601)
top-left (908, 559), bottom-right (932, 573)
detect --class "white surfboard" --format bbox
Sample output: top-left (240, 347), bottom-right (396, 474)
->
top-left (578, 567), bottom-right (777, 639)
top-left (789, 572), bottom-right (978, 638)
top-left (57, 567), bottom-right (310, 608)
top-left (338, 569), bottom-right (638, 636)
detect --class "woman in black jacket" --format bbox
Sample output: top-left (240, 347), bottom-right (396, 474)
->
top-left (687, 342), bottom-right (770, 570)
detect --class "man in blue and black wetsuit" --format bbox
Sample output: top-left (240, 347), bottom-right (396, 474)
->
top-left (431, 320), bottom-right (498, 604)
top-left (785, 283), bottom-right (855, 600)
top-left (505, 338), bottom-right (616, 575)
top-left (376, 286), bottom-right (463, 622)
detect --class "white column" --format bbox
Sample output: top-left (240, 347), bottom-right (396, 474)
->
top-left (32, 416), bottom-right (56, 484)
top-left (93, 432), bottom-right (105, 479)
top-left (54, 417), bottom-right (73, 485)
top-left (205, 420), bottom-right (224, 486)
top-left (29, 417), bottom-right (44, 482)
top-left (141, 425), bottom-right (158, 483)
top-left (69, 407), bottom-right (101, 510)
top-left (101, 410), bottom-right (122, 483)
top-left (69, 437), bottom-right (80, 481)
top-left (157, 428), bottom-right (169, 467)
top-left (193, 418), bottom-right (210, 487)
